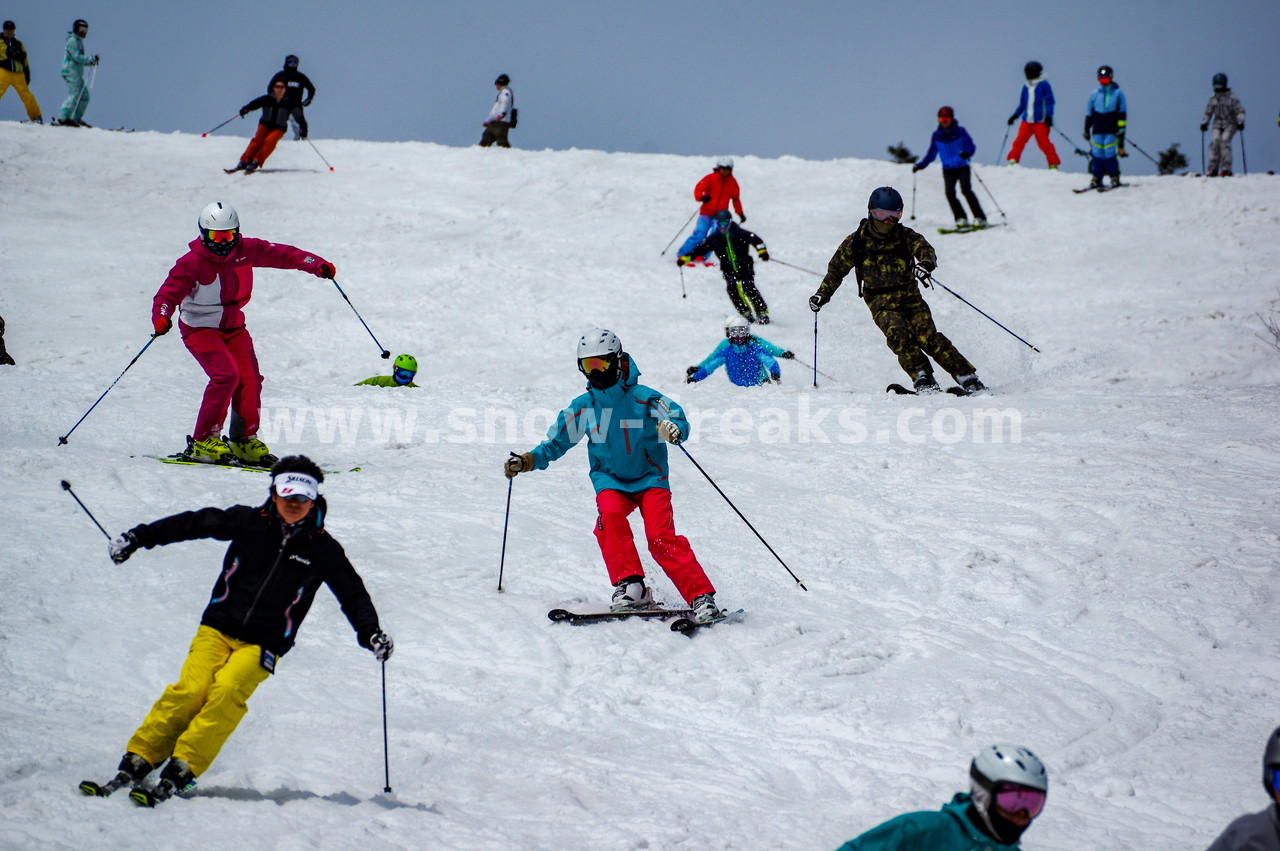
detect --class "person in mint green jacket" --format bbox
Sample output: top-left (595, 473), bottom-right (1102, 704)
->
top-left (836, 745), bottom-right (1049, 851)
top-left (503, 329), bottom-right (724, 625)
top-left (56, 19), bottom-right (97, 126)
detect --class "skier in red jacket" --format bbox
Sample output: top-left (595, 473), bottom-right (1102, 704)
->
top-left (676, 157), bottom-right (746, 263)
top-left (151, 202), bottom-right (336, 465)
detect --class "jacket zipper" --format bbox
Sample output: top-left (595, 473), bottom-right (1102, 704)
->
top-left (243, 536), bottom-right (290, 627)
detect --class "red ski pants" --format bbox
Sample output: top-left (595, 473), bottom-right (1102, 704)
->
top-left (184, 326), bottom-right (262, 440)
top-left (1008, 121), bottom-right (1060, 167)
top-left (240, 125), bottom-right (285, 166)
top-left (593, 488), bottom-right (714, 604)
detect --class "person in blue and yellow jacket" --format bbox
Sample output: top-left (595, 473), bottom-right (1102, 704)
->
top-left (680, 210), bottom-right (772, 323)
top-left (912, 106), bottom-right (987, 230)
top-left (0, 20), bottom-right (42, 123)
top-left (356, 353), bottom-right (419, 387)
top-left (1084, 64), bottom-right (1128, 188)
top-left (836, 745), bottom-right (1049, 851)
top-left (55, 19), bottom-right (97, 127)
top-left (503, 329), bottom-right (724, 625)
top-left (687, 316), bottom-right (793, 386)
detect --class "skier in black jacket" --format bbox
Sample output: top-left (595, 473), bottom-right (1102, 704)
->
top-left (679, 210), bottom-right (773, 324)
top-left (81, 455), bottom-right (393, 806)
top-left (267, 54), bottom-right (314, 140)
top-left (228, 80), bottom-right (297, 172)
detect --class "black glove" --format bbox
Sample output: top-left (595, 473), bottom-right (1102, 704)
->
top-left (686, 366), bottom-right (699, 377)
top-left (1237, 122), bottom-right (1244, 131)
top-left (699, 194), bottom-right (711, 203)
top-left (757, 248), bottom-right (769, 261)
top-left (911, 163), bottom-right (923, 172)
top-left (1007, 114), bottom-right (1018, 126)
top-left (808, 294), bottom-right (824, 313)
top-left (369, 631), bottom-right (394, 661)
top-left (1200, 123), bottom-right (1209, 132)
top-left (738, 213), bottom-right (747, 223)
top-left (1044, 115), bottom-right (1053, 128)
top-left (781, 350), bottom-right (795, 359)
top-left (914, 265), bottom-right (933, 286)
top-left (109, 531), bottom-right (139, 564)
top-left (769, 375), bottom-right (781, 384)
top-left (239, 109), bottom-right (249, 118)
top-left (960, 151), bottom-right (972, 160)
top-left (301, 98), bottom-right (312, 107)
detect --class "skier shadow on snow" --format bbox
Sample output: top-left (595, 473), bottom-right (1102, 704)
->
top-left (196, 785), bottom-right (440, 812)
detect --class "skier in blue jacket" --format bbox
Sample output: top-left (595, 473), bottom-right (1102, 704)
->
top-left (503, 329), bottom-right (724, 624)
top-left (835, 745), bottom-right (1049, 851)
top-left (912, 107), bottom-right (987, 230)
top-left (1006, 61), bottom-right (1061, 169)
top-left (686, 316), bottom-right (792, 386)
top-left (1084, 65), bottom-right (1128, 188)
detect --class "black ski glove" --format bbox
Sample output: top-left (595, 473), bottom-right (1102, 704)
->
top-left (1007, 114), bottom-right (1018, 126)
top-left (369, 631), bottom-right (394, 661)
top-left (109, 531), bottom-right (139, 564)
top-left (781, 350), bottom-right (795, 359)
top-left (1044, 115), bottom-right (1053, 128)
top-left (914, 264), bottom-right (934, 286)
top-left (699, 194), bottom-right (711, 203)
top-left (1200, 123), bottom-right (1208, 132)
top-left (808, 294), bottom-right (824, 313)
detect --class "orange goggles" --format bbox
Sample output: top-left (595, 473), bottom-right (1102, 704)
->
top-left (206, 229), bottom-right (238, 244)
top-left (580, 356), bottom-right (614, 373)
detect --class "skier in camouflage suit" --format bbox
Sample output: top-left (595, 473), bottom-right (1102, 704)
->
top-left (1200, 73), bottom-right (1246, 177)
top-left (808, 186), bottom-right (986, 395)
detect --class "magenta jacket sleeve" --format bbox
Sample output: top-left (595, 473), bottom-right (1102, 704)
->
top-left (152, 249), bottom-right (201, 326)
top-left (242, 238), bottom-right (329, 276)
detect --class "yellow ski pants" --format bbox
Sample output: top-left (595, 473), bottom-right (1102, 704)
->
top-left (126, 625), bottom-right (272, 777)
top-left (0, 69), bottom-right (41, 121)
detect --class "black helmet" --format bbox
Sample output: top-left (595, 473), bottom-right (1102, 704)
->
top-left (713, 209), bottom-right (733, 223)
top-left (72, 18), bottom-right (88, 32)
top-left (1264, 726), bottom-right (1280, 796)
top-left (1024, 61), bottom-right (1043, 79)
top-left (495, 74), bottom-right (510, 86)
top-left (1212, 72), bottom-right (1228, 91)
top-left (1097, 64), bottom-right (1114, 79)
top-left (868, 186), bottom-right (904, 212)
top-left (285, 54), bottom-right (299, 68)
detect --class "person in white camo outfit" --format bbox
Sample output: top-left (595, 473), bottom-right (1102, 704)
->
top-left (1201, 73), bottom-right (1246, 177)
top-left (479, 73), bottom-right (514, 147)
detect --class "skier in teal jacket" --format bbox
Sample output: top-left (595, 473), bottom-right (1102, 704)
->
top-left (503, 329), bottom-right (723, 624)
top-left (56, 19), bottom-right (97, 126)
top-left (836, 745), bottom-right (1049, 851)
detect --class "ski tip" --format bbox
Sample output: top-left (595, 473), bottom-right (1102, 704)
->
top-left (129, 789), bottom-right (157, 807)
top-left (547, 608), bottom-right (573, 622)
top-left (79, 780), bottom-right (104, 797)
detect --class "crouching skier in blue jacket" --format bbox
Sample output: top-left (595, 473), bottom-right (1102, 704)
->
top-left (686, 315), bottom-right (794, 386)
top-left (835, 745), bottom-right (1049, 851)
top-left (504, 329), bottom-right (724, 624)
top-left (81, 455), bottom-right (393, 806)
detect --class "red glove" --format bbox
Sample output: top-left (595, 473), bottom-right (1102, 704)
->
top-left (153, 316), bottom-right (172, 336)
top-left (318, 262), bottom-right (336, 279)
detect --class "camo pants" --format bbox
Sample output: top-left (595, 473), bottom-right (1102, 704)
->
top-left (864, 288), bottom-right (975, 380)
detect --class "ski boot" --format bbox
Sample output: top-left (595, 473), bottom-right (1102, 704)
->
top-left (243, 160), bottom-right (261, 173)
top-left (958, 374), bottom-right (987, 395)
top-left (227, 436), bottom-right (277, 468)
top-left (912, 371), bottom-right (942, 394)
top-left (186, 434), bottom-right (233, 464)
top-left (955, 217), bottom-right (970, 230)
top-left (690, 593), bottom-right (724, 625)
top-left (610, 575), bottom-right (654, 612)
top-left (131, 758), bottom-right (193, 807)
top-left (973, 218), bottom-right (988, 228)
top-left (1109, 176), bottom-right (1121, 188)
top-left (80, 752), bottom-right (152, 797)
top-left (1088, 177), bottom-right (1102, 190)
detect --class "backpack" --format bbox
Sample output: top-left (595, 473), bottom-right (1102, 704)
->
top-left (510, 108), bottom-right (518, 128)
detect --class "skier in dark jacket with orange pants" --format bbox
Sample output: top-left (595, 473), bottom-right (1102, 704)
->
top-left (809, 186), bottom-right (986, 395)
top-left (229, 79), bottom-right (298, 172)
top-left (81, 456), bottom-right (394, 806)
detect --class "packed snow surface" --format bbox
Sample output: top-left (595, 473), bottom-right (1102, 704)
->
top-left (1, 125), bottom-right (1278, 850)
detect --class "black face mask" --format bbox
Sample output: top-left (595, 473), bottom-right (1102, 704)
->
top-left (585, 362), bottom-right (620, 389)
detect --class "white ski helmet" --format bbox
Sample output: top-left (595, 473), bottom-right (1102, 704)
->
top-left (198, 201), bottom-right (241, 256)
top-left (971, 744), bottom-right (1048, 793)
top-left (725, 315), bottom-right (750, 339)
top-left (715, 156), bottom-right (734, 170)
top-left (577, 328), bottom-right (622, 360)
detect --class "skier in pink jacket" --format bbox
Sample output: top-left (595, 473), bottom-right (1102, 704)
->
top-left (152, 202), bottom-right (335, 465)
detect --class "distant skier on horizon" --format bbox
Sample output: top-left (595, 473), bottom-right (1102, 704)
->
top-left (912, 106), bottom-right (988, 231)
top-left (267, 54), bottom-right (315, 141)
top-left (228, 79), bottom-right (299, 173)
top-left (1084, 64), bottom-right (1128, 189)
top-left (1006, 61), bottom-right (1060, 169)
top-left (0, 20), bottom-right (42, 123)
top-left (1201, 73), bottom-right (1245, 177)
top-left (54, 18), bottom-right (97, 127)
top-left (479, 73), bottom-right (514, 147)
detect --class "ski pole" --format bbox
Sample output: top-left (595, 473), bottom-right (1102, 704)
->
top-left (59, 334), bottom-right (159, 445)
top-left (305, 137), bottom-right (335, 172)
top-left (926, 274), bottom-right (1040, 352)
top-left (970, 165), bottom-right (1007, 221)
top-left (660, 208), bottom-right (700, 256)
top-left (996, 122), bottom-right (1012, 164)
top-left (1239, 127), bottom-right (1247, 175)
top-left (811, 312), bottom-right (819, 388)
top-left (330, 279), bottom-right (391, 359)
top-left (789, 355), bottom-right (837, 382)
top-left (1124, 138), bottom-right (1159, 166)
top-left (678, 264), bottom-right (686, 299)
top-left (60, 480), bottom-right (111, 539)
top-left (909, 170), bottom-right (917, 221)
top-left (676, 444), bottom-right (806, 590)
top-left (380, 659), bottom-right (392, 794)
top-left (1054, 127), bottom-right (1091, 158)
top-left (202, 114), bottom-right (241, 137)
top-left (770, 258), bottom-right (822, 277)
top-left (497, 465), bottom-right (516, 592)
top-left (1200, 128), bottom-right (1206, 175)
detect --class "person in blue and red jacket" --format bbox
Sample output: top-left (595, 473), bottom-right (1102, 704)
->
top-left (1006, 61), bottom-right (1060, 169)
top-left (151, 201), bottom-right (336, 465)
top-left (85, 455), bottom-right (393, 806)
top-left (676, 157), bottom-right (746, 263)
top-left (503, 329), bottom-right (724, 625)
top-left (1084, 65), bottom-right (1127, 188)
top-left (912, 106), bottom-right (987, 229)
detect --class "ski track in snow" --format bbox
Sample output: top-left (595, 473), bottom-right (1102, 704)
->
top-left (1, 124), bottom-right (1278, 849)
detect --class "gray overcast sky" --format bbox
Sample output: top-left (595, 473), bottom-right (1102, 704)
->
top-left (7, 1), bottom-right (1279, 175)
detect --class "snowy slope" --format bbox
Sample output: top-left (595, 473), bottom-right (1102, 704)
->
top-left (1, 124), bottom-right (1278, 850)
